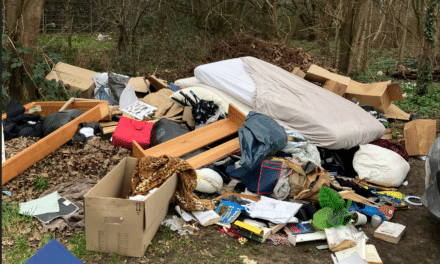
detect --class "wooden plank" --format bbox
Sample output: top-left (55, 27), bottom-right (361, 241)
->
top-left (227, 103), bottom-right (246, 127)
top-left (135, 118), bottom-right (238, 158)
top-left (2, 101), bottom-right (110, 120)
top-left (103, 126), bottom-right (117, 134)
top-left (99, 121), bottom-right (119, 127)
top-left (187, 138), bottom-right (240, 169)
top-left (2, 101), bottom-right (109, 185)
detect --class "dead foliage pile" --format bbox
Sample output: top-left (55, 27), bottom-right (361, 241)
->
top-left (147, 33), bottom-right (331, 82)
top-left (3, 137), bottom-right (131, 202)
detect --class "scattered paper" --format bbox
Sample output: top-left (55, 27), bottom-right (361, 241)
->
top-left (191, 210), bottom-right (221, 226)
top-left (245, 196), bottom-right (302, 224)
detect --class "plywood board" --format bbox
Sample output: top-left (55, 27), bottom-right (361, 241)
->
top-left (2, 101), bottom-right (109, 185)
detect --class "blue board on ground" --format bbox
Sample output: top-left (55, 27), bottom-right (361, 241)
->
top-left (25, 238), bottom-right (84, 264)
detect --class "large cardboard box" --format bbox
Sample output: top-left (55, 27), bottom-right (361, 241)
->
top-left (46, 62), bottom-right (98, 99)
top-left (323, 80), bottom-right (347, 96)
top-left (404, 119), bottom-right (437, 156)
top-left (344, 81), bottom-right (404, 113)
top-left (305, 64), bottom-right (351, 86)
top-left (84, 157), bottom-right (178, 257)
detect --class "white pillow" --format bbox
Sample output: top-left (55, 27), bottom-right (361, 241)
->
top-left (353, 144), bottom-right (410, 187)
top-left (174, 77), bottom-right (204, 88)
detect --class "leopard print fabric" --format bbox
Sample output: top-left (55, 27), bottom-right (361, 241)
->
top-left (131, 155), bottom-right (215, 211)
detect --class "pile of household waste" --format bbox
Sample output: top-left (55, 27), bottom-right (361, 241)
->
top-left (3, 56), bottom-right (438, 263)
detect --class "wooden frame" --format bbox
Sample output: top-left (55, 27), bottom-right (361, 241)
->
top-left (2, 101), bottom-right (110, 185)
top-left (132, 103), bottom-right (246, 169)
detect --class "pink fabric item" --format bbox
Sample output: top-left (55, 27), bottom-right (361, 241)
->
top-left (111, 116), bottom-right (154, 149)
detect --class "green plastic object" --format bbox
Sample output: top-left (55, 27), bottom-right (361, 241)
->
top-left (312, 186), bottom-right (352, 230)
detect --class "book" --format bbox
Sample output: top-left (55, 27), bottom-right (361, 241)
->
top-left (191, 210), bottom-right (221, 227)
top-left (373, 221), bottom-right (406, 244)
top-left (365, 244), bottom-right (383, 264)
top-left (215, 201), bottom-right (243, 224)
top-left (286, 223), bottom-right (316, 235)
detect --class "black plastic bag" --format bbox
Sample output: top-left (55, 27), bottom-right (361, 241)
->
top-left (42, 110), bottom-right (85, 137)
top-left (150, 118), bottom-right (205, 160)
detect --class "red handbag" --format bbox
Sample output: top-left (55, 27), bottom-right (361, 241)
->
top-left (111, 116), bottom-right (154, 149)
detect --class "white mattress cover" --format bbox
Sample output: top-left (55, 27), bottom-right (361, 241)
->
top-left (194, 58), bottom-right (256, 106)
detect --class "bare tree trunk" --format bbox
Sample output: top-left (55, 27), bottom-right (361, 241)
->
top-left (5, 0), bottom-right (45, 102)
top-left (398, 0), bottom-right (410, 66)
top-left (63, 0), bottom-right (72, 49)
top-left (338, 0), bottom-right (356, 74)
top-left (372, 0), bottom-right (394, 43)
top-left (355, 0), bottom-right (370, 76)
top-left (333, 25), bottom-right (340, 68)
top-left (285, 0), bottom-right (305, 45)
top-left (271, 0), bottom-right (282, 41)
top-left (361, 0), bottom-right (373, 73)
top-left (347, 1), bottom-right (367, 75)
top-left (316, 1), bottom-right (333, 57)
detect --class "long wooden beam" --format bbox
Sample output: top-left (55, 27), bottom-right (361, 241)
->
top-left (2, 101), bottom-right (109, 185)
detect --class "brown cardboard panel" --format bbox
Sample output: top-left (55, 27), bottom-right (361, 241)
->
top-left (85, 157), bottom-right (178, 257)
top-left (147, 75), bottom-right (169, 91)
top-left (292, 67), bottom-right (306, 78)
top-left (345, 81), bottom-right (403, 113)
top-left (322, 80), bottom-right (347, 96)
top-left (404, 119), bottom-right (437, 156)
top-left (127, 77), bottom-right (150, 93)
top-left (384, 104), bottom-right (410, 121)
top-left (305, 65), bottom-right (351, 86)
top-left (2, 101), bottom-right (109, 185)
top-left (45, 62), bottom-right (98, 99)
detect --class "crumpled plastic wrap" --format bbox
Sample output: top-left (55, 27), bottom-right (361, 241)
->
top-left (161, 215), bottom-right (194, 236)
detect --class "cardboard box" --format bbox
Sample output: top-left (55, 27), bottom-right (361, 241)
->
top-left (323, 80), bottom-right (347, 96)
top-left (84, 157), bottom-right (178, 257)
top-left (127, 77), bottom-right (150, 93)
top-left (305, 64), bottom-right (351, 86)
top-left (292, 67), bottom-right (306, 78)
top-left (344, 81), bottom-right (404, 113)
top-left (45, 62), bottom-right (98, 99)
top-left (404, 119), bottom-right (437, 156)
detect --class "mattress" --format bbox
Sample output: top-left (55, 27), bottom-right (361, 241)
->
top-left (194, 58), bottom-right (256, 106)
top-left (191, 57), bottom-right (385, 149)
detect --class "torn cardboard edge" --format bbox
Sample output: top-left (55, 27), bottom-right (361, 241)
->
top-left (384, 104), bottom-right (410, 121)
top-left (2, 101), bottom-right (109, 185)
top-left (305, 64), bottom-right (351, 86)
top-left (147, 75), bottom-right (169, 92)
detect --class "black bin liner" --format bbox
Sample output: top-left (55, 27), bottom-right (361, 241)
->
top-left (42, 110), bottom-right (85, 137)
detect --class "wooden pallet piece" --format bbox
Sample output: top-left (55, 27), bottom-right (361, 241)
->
top-left (132, 103), bottom-right (246, 169)
top-left (339, 191), bottom-right (380, 208)
top-left (2, 101), bottom-right (109, 185)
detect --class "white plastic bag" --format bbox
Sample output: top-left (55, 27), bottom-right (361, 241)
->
top-left (353, 144), bottom-right (410, 187)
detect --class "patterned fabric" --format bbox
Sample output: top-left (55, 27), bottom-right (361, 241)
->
top-left (369, 138), bottom-right (409, 162)
top-left (131, 155), bottom-right (215, 211)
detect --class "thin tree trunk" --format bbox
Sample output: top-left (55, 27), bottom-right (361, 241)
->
top-left (355, 0), bottom-right (370, 76)
top-left (372, 0), bottom-right (394, 43)
top-left (347, 2), bottom-right (367, 75)
top-left (63, 0), bottom-right (72, 49)
top-left (272, 0), bottom-right (281, 41)
top-left (6, 0), bottom-right (45, 102)
top-left (338, 0), bottom-right (356, 74)
top-left (285, 0), bottom-right (305, 45)
top-left (398, 0), bottom-right (410, 66)
top-left (361, 0), bottom-right (373, 73)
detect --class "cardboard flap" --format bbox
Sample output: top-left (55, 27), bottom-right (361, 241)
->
top-left (384, 104), bottom-right (410, 120)
top-left (386, 83), bottom-right (404, 101)
top-left (346, 81), bottom-right (388, 97)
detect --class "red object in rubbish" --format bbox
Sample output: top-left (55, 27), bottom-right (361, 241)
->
top-left (219, 226), bottom-right (243, 239)
top-left (111, 116), bottom-right (154, 149)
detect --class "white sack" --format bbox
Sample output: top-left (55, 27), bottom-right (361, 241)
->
top-left (353, 144), bottom-right (410, 187)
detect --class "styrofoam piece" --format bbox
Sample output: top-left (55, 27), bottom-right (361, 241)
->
top-left (19, 192), bottom-right (61, 216)
top-left (119, 84), bottom-right (157, 120)
top-left (287, 231), bottom-right (327, 246)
